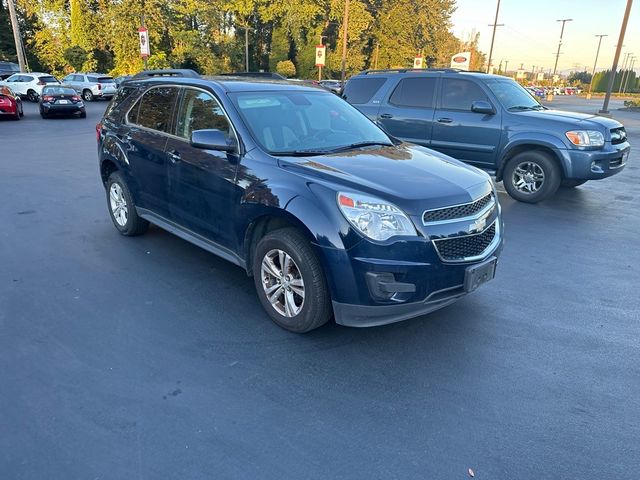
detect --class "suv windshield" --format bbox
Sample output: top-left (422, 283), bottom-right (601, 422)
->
top-left (487, 80), bottom-right (542, 110)
top-left (230, 90), bottom-right (391, 155)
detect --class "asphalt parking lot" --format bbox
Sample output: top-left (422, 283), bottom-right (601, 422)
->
top-left (1, 96), bottom-right (639, 479)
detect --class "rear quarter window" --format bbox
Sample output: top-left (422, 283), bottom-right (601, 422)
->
top-left (342, 77), bottom-right (387, 104)
top-left (105, 86), bottom-right (139, 121)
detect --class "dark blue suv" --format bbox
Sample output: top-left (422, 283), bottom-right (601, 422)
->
top-left (97, 73), bottom-right (503, 332)
top-left (344, 69), bottom-right (630, 203)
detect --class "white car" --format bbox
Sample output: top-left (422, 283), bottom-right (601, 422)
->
top-left (60, 73), bottom-right (118, 101)
top-left (0, 72), bottom-right (59, 102)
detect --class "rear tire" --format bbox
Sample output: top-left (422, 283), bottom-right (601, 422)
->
top-left (503, 151), bottom-right (561, 203)
top-left (253, 228), bottom-right (332, 333)
top-left (561, 179), bottom-right (587, 188)
top-left (82, 89), bottom-right (94, 102)
top-left (106, 171), bottom-right (149, 236)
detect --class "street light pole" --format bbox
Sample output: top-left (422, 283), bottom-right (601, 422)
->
top-left (587, 34), bottom-right (607, 99)
top-left (600, 0), bottom-right (633, 115)
top-left (618, 52), bottom-right (633, 93)
top-left (553, 18), bottom-right (573, 81)
top-left (6, 0), bottom-right (27, 72)
top-left (340, 0), bottom-right (350, 86)
top-left (486, 0), bottom-right (503, 74)
top-left (623, 56), bottom-right (636, 94)
top-left (245, 26), bottom-right (250, 72)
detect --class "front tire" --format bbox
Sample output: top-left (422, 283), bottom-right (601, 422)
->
top-left (253, 228), bottom-right (332, 333)
top-left (106, 171), bottom-right (149, 236)
top-left (503, 151), bottom-right (561, 203)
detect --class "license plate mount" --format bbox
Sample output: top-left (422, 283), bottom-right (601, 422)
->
top-left (464, 256), bottom-right (497, 293)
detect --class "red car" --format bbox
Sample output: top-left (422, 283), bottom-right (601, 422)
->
top-left (0, 85), bottom-right (23, 120)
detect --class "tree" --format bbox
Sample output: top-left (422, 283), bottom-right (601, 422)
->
top-left (276, 59), bottom-right (296, 77)
top-left (63, 46), bottom-right (88, 71)
top-left (0, 0), bottom-right (16, 61)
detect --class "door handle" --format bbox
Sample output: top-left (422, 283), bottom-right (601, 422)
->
top-left (437, 118), bottom-right (453, 124)
top-left (167, 150), bottom-right (181, 163)
top-left (379, 113), bottom-right (393, 119)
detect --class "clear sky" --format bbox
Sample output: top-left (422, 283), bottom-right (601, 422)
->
top-left (451, 0), bottom-right (640, 74)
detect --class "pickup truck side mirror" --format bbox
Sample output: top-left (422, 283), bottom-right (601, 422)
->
top-left (471, 101), bottom-right (495, 115)
top-left (191, 129), bottom-right (237, 153)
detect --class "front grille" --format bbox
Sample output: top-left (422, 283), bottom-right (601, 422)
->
top-left (423, 193), bottom-right (493, 224)
top-left (610, 127), bottom-right (627, 145)
top-left (434, 222), bottom-right (497, 262)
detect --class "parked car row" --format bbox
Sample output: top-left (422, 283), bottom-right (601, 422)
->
top-left (0, 71), bottom-right (117, 103)
top-left (0, 84), bottom-right (86, 120)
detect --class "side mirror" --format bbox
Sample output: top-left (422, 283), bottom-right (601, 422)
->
top-left (190, 129), bottom-right (237, 153)
top-left (471, 101), bottom-right (495, 115)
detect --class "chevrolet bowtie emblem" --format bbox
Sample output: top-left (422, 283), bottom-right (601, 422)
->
top-left (469, 217), bottom-right (487, 233)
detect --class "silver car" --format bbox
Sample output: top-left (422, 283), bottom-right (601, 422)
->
top-left (61, 73), bottom-right (118, 101)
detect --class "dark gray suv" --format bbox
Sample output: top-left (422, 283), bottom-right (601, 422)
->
top-left (344, 69), bottom-right (630, 203)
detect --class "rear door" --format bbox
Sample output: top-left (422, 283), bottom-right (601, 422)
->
top-left (165, 87), bottom-right (241, 249)
top-left (431, 77), bottom-right (502, 167)
top-left (342, 76), bottom-right (388, 121)
top-left (376, 76), bottom-right (438, 146)
top-left (8, 75), bottom-right (29, 96)
top-left (122, 86), bottom-right (179, 217)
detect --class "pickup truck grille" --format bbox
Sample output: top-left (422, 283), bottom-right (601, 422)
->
top-left (610, 127), bottom-right (627, 145)
top-left (423, 192), bottom-right (494, 224)
top-left (433, 221), bottom-right (497, 262)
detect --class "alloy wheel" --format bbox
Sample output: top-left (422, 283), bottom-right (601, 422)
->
top-left (260, 249), bottom-right (305, 317)
top-left (512, 161), bottom-right (545, 194)
top-left (109, 182), bottom-right (128, 227)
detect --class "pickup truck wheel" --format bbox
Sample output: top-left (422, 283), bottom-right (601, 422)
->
top-left (561, 179), bottom-right (587, 188)
top-left (503, 151), bottom-right (561, 203)
top-left (253, 228), bottom-right (331, 333)
top-left (106, 171), bottom-right (149, 236)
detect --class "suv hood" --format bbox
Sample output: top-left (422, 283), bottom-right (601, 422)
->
top-left (515, 109), bottom-right (623, 130)
top-left (277, 144), bottom-right (491, 215)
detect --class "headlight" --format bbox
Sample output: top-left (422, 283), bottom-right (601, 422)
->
top-left (337, 192), bottom-right (417, 241)
top-left (565, 130), bottom-right (604, 147)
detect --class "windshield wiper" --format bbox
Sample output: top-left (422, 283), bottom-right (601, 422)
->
top-left (326, 141), bottom-right (393, 153)
top-left (508, 105), bottom-right (544, 111)
top-left (271, 141), bottom-right (393, 157)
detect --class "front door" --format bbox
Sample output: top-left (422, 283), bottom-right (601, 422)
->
top-left (377, 76), bottom-right (438, 147)
top-left (166, 87), bottom-right (241, 249)
top-left (431, 78), bottom-right (502, 168)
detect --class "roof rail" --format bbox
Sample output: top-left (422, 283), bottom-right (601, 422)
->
top-left (131, 69), bottom-right (200, 80)
top-left (360, 68), bottom-right (479, 75)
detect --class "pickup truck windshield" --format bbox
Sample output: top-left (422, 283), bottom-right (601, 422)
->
top-left (487, 80), bottom-right (542, 110)
top-left (230, 90), bottom-right (391, 155)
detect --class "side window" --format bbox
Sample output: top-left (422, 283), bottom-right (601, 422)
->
top-left (175, 89), bottom-right (233, 140)
top-left (342, 77), bottom-right (387, 104)
top-left (135, 87), bottom-right (178, 133)
top-left (105, 86), bottom-right (138, 121)
top-left (389, 77), bottom-right (437, 108)
top-left (22, 75), bottom-right (33, 83)
top-left (440, 78), bottom-right (489, 111)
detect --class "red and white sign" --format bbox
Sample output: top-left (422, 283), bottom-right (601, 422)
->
top-left (413, 56), bottom-right (423, 69)
top-left (450, 51), bottom-right (471, 71)
top-left (138, 27), bottom-right (150, 57)
top-left (315, 45), bottom-right (326, 67)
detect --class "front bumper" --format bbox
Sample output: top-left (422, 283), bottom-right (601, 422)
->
top-left (561, 142), bottom-right (630, 180)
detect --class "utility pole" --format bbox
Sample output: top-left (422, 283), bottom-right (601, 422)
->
top-left (504, 60), bottom-right (509, 74)
top-left (587, 34), bottom-right (607, 99)
top-left (618, 52), bottom-right (633, 93)
top-left (6, 0), bottom-right (27, 72)
top-left (553, 18), bottom-right (573, 80)
top-left (623, 56), bottom-right (636, 94)
top-left (245, 26), bottom-right (250, 72)
top-left (486, 0), bottom-right (503, 74)
top-left (600, 0), bottom-right (633, 115)
top-left (340, 0), bottom-right (350, 86)
top-left (374, 42), bottom-right (380, 70)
